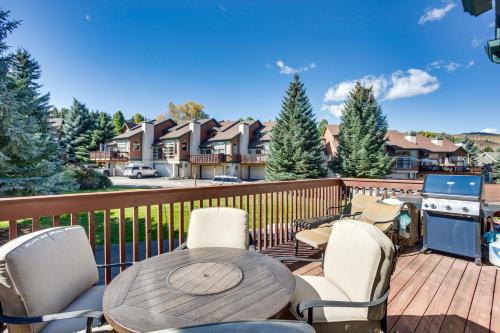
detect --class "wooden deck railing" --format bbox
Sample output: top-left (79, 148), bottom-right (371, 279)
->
top-left (0, 178), bottom-right (498, 284)
top-left (90, 151), bottom-right (129, 162)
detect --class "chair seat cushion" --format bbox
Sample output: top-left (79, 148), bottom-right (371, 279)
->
top-left (41, 285), bottom-right (105, 333)
top-left (295, 227), bottom-right (332, 248)
top-left (290, 276), bottom-right (367, 323)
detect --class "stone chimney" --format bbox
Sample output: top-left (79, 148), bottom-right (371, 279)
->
top-left (238, 122), bottom-right (249, 155)
top-left (141, 121), bottom-right (154, 167)
top-left (189, 120), bottom-right (201, 154)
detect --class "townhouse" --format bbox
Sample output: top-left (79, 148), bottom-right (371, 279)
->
top-left (90, 118), bottom-right (275, 180)
top-left (322, 125), bottom-right (475, 179)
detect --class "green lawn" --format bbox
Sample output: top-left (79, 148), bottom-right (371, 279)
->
top-left (2, 192), bottom-right (329, 246)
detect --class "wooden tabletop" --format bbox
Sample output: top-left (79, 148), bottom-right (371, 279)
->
top-left (103, 248), bottom-right (296, 333)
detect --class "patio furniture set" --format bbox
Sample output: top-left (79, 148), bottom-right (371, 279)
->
top-left (0, 203), bottom-right (397, 333)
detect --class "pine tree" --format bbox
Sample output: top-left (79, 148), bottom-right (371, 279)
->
top-left (266, 74), bottom-right (324, 180)
top-left (90, 111), bottom-right (115, 151)
top-left (493, 159), bottom-right (500, 183)
top-left (331, 82), bottom-right (393, 178)
top-left (463, 137), bottom-right (480, 166)
top-left (318, 119), bottom-right (328, 136)
top-left (0, 13), bottom-right (76, 196)
top-left (63, 98), bottom-right (94, 163)
top-left (113, 110), bottom-right (125, 134)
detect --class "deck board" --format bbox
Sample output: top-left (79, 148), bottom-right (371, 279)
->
top-left (273, 242), bottom-right (498, 333)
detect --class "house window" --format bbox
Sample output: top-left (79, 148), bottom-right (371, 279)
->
top-left (181, 142), bottom-right (187, 151)
top-left (132, 141), bottom-right (141, 151)
top-left (116, 140), bottom-right (127, 152)
top-left (165, 143), bottom-right (175, 158)
top-left (153, 146), bottom-right (164, 160)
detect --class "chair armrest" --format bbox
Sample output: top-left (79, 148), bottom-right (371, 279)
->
top-left (275, 256), bottom-right (323, 263)
top-left (296, 289), bottom-right (390, 325)
top-left (96, 262), bottom-right (134, 269)
top-left (339, 211), bottom-right (362, 220)
top-left (0, 309), bottom-right (103, 333)
top-left (174, 242), bottom-right (187, 251)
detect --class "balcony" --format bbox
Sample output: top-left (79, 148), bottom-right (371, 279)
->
top-left (90, 150), bottom-right (129, 162)
top-left (394, 157), bottom-right (419, 171)
top-left (241, 149), bottom-right (269, 164)
top-left (189, 153), bottom-right (240, 164)
top-left (1, 178), bottom-right (499, 332)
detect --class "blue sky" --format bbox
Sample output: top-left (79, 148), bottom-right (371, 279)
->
top-left (3, 0), bottom-right (499, 134)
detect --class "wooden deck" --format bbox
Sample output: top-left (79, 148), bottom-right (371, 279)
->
top-left (264, 242), bottom-right (500, 333)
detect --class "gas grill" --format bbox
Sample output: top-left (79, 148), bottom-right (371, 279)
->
top-left (421, 174), bottom-right (483, 265)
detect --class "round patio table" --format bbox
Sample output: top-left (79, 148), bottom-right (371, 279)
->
top-left (103, 247), bottom-right (296, 333)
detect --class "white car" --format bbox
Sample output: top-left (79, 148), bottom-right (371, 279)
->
top-left (124, 165), bottom-right (159, 179)
top-left (211, 175), bottom-right (242, 185)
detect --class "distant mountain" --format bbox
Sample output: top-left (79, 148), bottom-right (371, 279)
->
top-left (460, 132), bottom-right (500, 136)
top-left (452, 132), bottom-right (500, 152)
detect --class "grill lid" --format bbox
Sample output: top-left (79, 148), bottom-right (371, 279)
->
top-left (422, 174), bottom-right (483, 199)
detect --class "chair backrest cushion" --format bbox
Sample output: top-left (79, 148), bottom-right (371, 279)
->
top-left (323, 220), bottom-right (395, 320)
top-left (186, 208), bottom-right (249, 250)
top-left (0, 226), bottom-right (98, 333)
top-left (361, 202), bottom-right (402, 233)
top-left (350, 194), bottom-right (382, 214)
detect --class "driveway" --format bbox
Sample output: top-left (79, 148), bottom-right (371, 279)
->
top-left (110, 177), bottom-right (213, 188)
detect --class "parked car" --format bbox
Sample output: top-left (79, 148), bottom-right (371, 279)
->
top-left (211, 175), bottom-right (242, 185)
top-left (124, 164), bottom-right (159, 178)
top-left (86, 164), bottom-right (111, 177)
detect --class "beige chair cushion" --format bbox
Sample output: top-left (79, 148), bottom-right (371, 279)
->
top-left (186, 208), bottom-right (249, 250)
top-left (0, 226), bottom-right (99, 333)
top-left (322, 221), bottom-right (394, 320)
top-left (41, 285), bottom-right (105, 333)
top-left (295, 227), bottom-right (332, 249)
top-left (359, 202), bottom-right (402, 233)
top-left (350, 194), bottom-right (382, 214)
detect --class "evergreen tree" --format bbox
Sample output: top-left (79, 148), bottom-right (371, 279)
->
top-left (266, 74), bottom-right (324, 180)
top-left (90, 111), bottom-right (115, 151)
top-left (318, 119), bottom-right (328, 136)
top-left (63, 98), bottom-right (94, 163)
top-left (113, 110), bottom-right (125, 134)
top-left (331, 82), bottom-right (393, 178)
top-left (463, 137), bottom-right (480, 166)
top-left (0, 12), bottom-right (76, 196)
top-left (493, 159), bottom-right (500, 183)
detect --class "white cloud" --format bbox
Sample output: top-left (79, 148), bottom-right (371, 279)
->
top-left (324, 75), bottom-right (387, 102)
top-left (472, 37), bottom-right (483, 48)
top-left (385, 69), bottom-right (439, 100)
top-left (465, 60), bottom-right (475, 68)
top-left (275, 60), bottom-right (316, 75)
top-left (321, 103), bottom-right (345, 118)
top-left (482, 128), bottom-right (498, 134)
top-left (85, 14), bottom-right (91, 21)
top-left (488, 21), bottom-right (495, 28)
top-left (218, 4), bottom-right (227, 12)
top-left (427, 60), bottom-right (462, 72)
top-left (419, 3), bottom-right (456, 25)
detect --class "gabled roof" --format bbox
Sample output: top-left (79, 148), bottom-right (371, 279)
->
top-left (160, 121), bottom-right (190, 140)
top-left (326, 124), bottom-right (339, 136)
top-left (207, 121), bottom-right (241, 142)
top-left (386, 131), bottom-right (461, 153)
top-left (248, 121), bottom-right (275, 147)
top-left (48, 117), bottom-right (64, 130)
top-left (113, 127), bottom-right (143, 140)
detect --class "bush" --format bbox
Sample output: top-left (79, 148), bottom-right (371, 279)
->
top-left (67, 167), bottom-right (112, 190)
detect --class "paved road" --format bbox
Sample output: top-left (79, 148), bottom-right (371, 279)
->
top-left (110, 177), bottom-right (213, 188)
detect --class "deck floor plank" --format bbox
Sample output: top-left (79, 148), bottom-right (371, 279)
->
top-left (388, 252), bottom-right (432, 302)
top-left (439, 262), bottom-right (482, 333)
top-left (387, 254), bottom-right (443, 331)
top-left (390, 256), bottom-right (455, 333)
top-left (490, 271), bottom-right (500, 333)
top-left (415, 259), bottom-right (468, 333)
top-left (465, 265), bottom-right (496, 333)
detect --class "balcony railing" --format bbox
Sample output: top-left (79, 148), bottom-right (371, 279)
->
top-left (394, 157), bottom-right (418, 170)
top-left (189, 154), bottom-right (240, 164)
top-left (1, 178), bottom-right (498, 285)
top-left (90, 151), bottom-right (129, 162)
top-left (241, 154), bottom-right (268, 164)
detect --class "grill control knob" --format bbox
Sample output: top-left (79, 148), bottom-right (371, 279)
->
top-left (430, 204), bottom-right (436, 209)
top-left (424, 204), bottom-right (429, 208)
top-left (446, 205), bottom-right (452, 211)
top-left (462, 207), bottom-right (469, 213)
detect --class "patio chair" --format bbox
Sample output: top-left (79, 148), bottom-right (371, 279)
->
top-left (175, 207), bottom-right (254, 251)
top-left (0, 226), bottom-right (129, 333)
top-left (149, 320), bottom-right (316, 333)
top-left (286, 220), bottom-right (396, 333)
top-left (293, 193), bottom-right (382, 256)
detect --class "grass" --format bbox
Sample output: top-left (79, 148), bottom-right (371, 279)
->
top-left (1, 191), bottom-right (331, 247)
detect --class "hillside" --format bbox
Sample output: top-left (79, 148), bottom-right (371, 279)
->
top-left (454, 133), bottom-right (500, 152)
